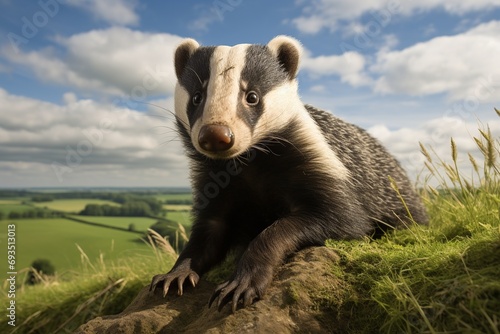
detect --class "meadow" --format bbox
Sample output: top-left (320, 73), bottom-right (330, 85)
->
top-left (163, 210), bottom-right (192, 227)
top-left (0, 111), bottom-right (498, 333)
top-left (32, 199), bottom-right (120, 213)
top-left (155, 193), bottom-right (193, 202)
top-left (0, 192), bottom-right (192, 274)
top-left (0, 218), bottom-right (150, 272)
top-left (0, 203), bottom-right (35, 215)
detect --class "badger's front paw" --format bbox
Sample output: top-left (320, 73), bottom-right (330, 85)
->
top-left (150, 259), bottom-right (200, 297)
top-left (208, 265), bottom-right (273, 312)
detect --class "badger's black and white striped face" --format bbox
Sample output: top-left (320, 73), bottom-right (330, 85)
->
top-left (174, 36), bottom-right (303, 159)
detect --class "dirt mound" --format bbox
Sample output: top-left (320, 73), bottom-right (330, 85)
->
top-left (75, 247), bottom-right (345, 333)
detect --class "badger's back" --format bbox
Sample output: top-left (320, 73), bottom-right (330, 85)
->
top-left (306, 105), bottom-right (428, 231)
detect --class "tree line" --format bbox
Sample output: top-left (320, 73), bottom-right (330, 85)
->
top-left (79, 198), bottom-right (163, 217)
top-left (0, 210), bottom-right (63, 220)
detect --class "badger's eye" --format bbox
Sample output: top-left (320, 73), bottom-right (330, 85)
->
top-left (192, 92), bottom-right (203, 106)
top-left (245, 91), bottom-right (259, 105)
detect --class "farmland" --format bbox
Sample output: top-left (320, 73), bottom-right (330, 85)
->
top-left (0, 218), bottom-right (151, 272)
top-left (32, 199), bottom-right (120, 213)
top-left (0, 190), bottom-right (193, 273)
top-left (0, 203), bottom-right (33, 215)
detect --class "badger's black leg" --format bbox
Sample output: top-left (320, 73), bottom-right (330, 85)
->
top-left (208, 214), bottom-right (331, 312)
top-left (150, 218), bottom-right (229, 297)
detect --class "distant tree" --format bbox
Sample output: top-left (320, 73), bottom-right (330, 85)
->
top-left (79, 198), bottom-right (163, 217)
top-left (80, 204), bottom-right (104, 216)
top-left (23, 210), bottom-right (33, 218)
top-left (128, 223), bottom-right (137, 232)
top-left (122, 201), bottom-right (152, 216)
top-left (8, 211), bottom-right (21, 219)
top-left (142, 197), bottom-right (163, 214)
top-left (165, 199), bottom-right (193, 205)
top-left (31, 194), bottom-right (54, 202)
top-left (26, 259), bottom-right (56, 285)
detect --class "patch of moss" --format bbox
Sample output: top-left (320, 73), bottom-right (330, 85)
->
top-left (283, 281), bottom-right (302, 305)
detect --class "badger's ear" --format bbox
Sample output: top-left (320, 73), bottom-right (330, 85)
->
top-left (174, 38), bottom-right (200, 80)
top-left (267, 35), bottom-right (303, 80)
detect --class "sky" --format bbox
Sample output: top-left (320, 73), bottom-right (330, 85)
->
top-left (0, 0), bottom-right (499, 188)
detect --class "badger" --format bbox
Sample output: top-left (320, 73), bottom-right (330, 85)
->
top-left (150, 36), bottom-right (428, 312)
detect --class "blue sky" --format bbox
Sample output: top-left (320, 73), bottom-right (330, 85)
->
top-left (0, 0), bottom-right (499, 188)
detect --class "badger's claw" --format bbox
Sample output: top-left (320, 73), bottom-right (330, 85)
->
top-left (208, 265), bottom-right (272, 312)
top-left (150, 267), bottom-right (199, 297)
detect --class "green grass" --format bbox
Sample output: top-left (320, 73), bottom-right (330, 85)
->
top-left (319, 112), bottom-right (500, 333)
top-left (0, 253), bottom-right (175, 334)
top-left (70, 216), bottom-right (157, 232)
top-left (31, 199), bottom-right (120, 213)
top-left (1, 110), bottom-right (498, 333)
top-left (0, 218), bottom-right (150, 272)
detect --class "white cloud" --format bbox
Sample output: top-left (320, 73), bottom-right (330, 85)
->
top-left (368, 115), bottom-right (500, 185)
top-left (292, 0), bottom-right (500, 34)
top-left (299, 20), bottom-right (500, 104)
top-left (301, 51), bottom-right (372, 86)
top-left (0, 89), bottom-right (188, 187)
top-left (189, 8), bottom-right (221, 32)
top-left (189, 1), bottom-right (243, 32)
top-left (1, 27), bottom-right (183, 97)
top-left (64, 0), bottom-right (139, 26)
top-left (309, 85), bottom-right (327, 93)
top-left (371, 21), bottom-right (500, 102)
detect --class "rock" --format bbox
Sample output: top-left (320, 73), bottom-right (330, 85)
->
top-left (75, 247), bottom-right (344, 334)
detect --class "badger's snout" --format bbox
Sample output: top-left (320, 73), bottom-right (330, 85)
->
top-left (198, 124), bottom-right (234, 152)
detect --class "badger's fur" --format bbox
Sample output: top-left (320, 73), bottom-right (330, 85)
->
top-left (150, 36), bottom-right (428, 312)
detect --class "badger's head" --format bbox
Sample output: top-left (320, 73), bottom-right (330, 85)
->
top-left (173, 36), bottom-right (303, 160)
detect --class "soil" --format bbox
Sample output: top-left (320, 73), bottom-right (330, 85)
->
top-left (75, 247), bottom-right (347, 334)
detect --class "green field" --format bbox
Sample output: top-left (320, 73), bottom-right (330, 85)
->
top-left (163, 204), bottom-right (192, 211)
top-left (0, 195), bottom-right (193, 272)
top-left (0, 194), bottom-right (194, 275)
top-left (0, 199), bottom-right (23, 205)
top-left (155, 193), bottom-right (192, 202)
top-left (0, 218), bottom-right (151, 272)
top-left (165, 210), bottom-right (192, 227)
top-left (0, 203), bottom-right (34, 215)
top-left (71, 216), bottom-right (158, 232)
top-left (32, 199), bottom-right (120, 213)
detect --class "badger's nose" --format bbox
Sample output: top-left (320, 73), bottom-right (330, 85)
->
top-left (198, 125), bottom-right (234, 152)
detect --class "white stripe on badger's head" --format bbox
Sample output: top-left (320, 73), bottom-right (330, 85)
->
top-left (189, 44), bottom-right (252, 158)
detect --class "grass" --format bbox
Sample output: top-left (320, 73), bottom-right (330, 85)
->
top-left (31, 199), bottom-right (120, 213)
top-left (319, 110), bottom-right (500, 333)
top-left (0, 110), bottom-right (498, 333)
top-left (1, 249), bottom-right (175, 334)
